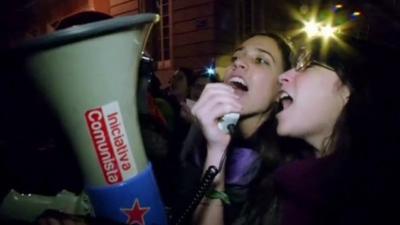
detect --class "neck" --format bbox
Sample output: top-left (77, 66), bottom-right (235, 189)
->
top-left (306, 131), bottom-right (334, 158)
top-left (238, 110), bottom-right (272, 139)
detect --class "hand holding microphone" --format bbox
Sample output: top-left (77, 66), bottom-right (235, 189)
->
top-left (191, 83), bottom-right (241, 149)
top-left (175, 84), bottom-right (241, 225)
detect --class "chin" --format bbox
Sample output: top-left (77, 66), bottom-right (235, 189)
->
top-left (277, 121), bottom-right (298, 137)
top-left (276, 124), bottom-right (289, 136)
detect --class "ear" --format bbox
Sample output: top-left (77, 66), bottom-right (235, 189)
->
top-left (339, 84), bottom-right (351, 105)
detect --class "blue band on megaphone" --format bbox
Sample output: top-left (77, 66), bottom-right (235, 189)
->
top-left (85, 163), bottom-right (167, 225)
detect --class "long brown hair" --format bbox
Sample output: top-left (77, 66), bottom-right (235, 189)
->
top-left (307, 36), bottom-right (379, 225)
top-left (233, 32), bottom-right (313, 225)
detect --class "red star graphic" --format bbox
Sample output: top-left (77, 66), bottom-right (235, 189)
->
top-left (121, 198), bottom-right (150, 225)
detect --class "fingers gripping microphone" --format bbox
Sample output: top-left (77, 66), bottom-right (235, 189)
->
top-left (218, 113), bottom-right (240, 134)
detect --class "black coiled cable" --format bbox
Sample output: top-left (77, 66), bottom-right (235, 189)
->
top-left (172, 165), bottom-right (219, 225)
top-left (172, 124), bottom-right (235, 225)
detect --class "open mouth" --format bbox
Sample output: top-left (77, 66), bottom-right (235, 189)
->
top-left (228, 77), bottom-right (248, 92)
top-left (278, 91), bottom-right (293, 112)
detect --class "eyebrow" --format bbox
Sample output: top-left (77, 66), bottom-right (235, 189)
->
top-left (234, 47), bottom-right (276, 63)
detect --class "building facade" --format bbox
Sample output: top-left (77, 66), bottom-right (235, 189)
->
top-left (5, 0), bottom-right (396, 85)
top-left (4, 0), bottom-right (294, 86)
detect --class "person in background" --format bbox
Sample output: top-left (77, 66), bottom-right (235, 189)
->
top-left (189, 72), bottom-right (217, 102)
top-left (136, 54), bottom-right (174, 207)
top-left (55, 10), bottom-right (112, 30)
top-left (180, 72), bottom-right (217, 124)
top-left (165, 67), bottom-right (196, 143)
top-left (179, 72), bottom-right (216, 167)
top-left (168, 67), bottom-right (195, 104)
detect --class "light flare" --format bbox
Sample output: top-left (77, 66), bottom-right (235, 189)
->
top-left (303, 20), bottom-right (320, 37)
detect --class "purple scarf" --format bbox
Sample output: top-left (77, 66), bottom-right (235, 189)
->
top-left (195, 147), bottom-right (261, 186)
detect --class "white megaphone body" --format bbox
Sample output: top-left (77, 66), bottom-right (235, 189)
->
top-left (0, 13), bottom-right (167, 225)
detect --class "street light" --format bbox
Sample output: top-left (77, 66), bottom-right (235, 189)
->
top-left (303, 20), bottom-right (320, 37)
top-left (302, 19), bottom-right (337, 39)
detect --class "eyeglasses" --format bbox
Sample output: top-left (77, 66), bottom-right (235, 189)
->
top-left (294, 47), bottom-right (335, 72)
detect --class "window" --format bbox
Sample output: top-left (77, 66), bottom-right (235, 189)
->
top-left (159, 0), bottom-right (172, 62)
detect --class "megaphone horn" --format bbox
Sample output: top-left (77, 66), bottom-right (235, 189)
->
top-left (18, 13), bottom-right (167, 225)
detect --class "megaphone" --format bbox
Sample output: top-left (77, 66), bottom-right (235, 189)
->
top-left (1, 13), bottom-right (167, 225)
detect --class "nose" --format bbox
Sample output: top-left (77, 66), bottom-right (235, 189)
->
top-left (233, 57), bottom-right (248, 70)
top-left (278, 69), bottom-right (295, 85)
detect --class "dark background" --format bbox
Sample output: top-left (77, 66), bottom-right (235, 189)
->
top-left (0, 0), bottom-right (399, 223)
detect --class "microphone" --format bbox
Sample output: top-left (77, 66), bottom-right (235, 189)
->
top-left (218, 113), bottom-right (240, 134)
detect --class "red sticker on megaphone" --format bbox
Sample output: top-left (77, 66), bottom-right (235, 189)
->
top-left (85, 101), bottom-right (136, 184)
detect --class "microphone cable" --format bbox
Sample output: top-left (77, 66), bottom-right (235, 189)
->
top-left (172, 126), bottom-right (234, 225)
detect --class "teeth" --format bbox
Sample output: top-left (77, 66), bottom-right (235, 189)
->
top-left (229, 77), bottom-right (247, 87)
top-left (278, 91), bottom-right (293, 111)
top-left (279, 92), bottom-right (291, 100)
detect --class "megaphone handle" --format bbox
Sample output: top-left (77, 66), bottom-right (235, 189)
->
top-left (173, 165), bottom-right (219, 225)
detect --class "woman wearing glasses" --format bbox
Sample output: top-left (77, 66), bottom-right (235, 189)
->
top-left (275, 35), bottom-right (399, 225)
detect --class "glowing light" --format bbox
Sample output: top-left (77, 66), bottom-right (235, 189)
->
top-left (332, 4), bottom-right (344, 12)
top-left (301, 17), bottom-right (338, 39)
top-left (206, 66), bottom-right (216, 76)
top-left (335, 4), bottom-right (343, 9)
top-left (320, 25), bottom-right (337, 38)
top-left (303, 20), bottom-right (320, 37)
top-left (288, 3), bottom-right (354, 61)
top-left (350, 11), bottom-right (362, 21)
